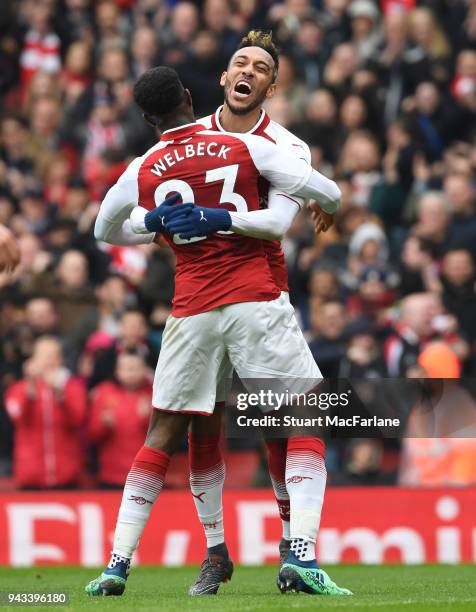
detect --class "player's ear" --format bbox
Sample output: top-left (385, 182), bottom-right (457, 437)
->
top-left (184, 88), bottom-right (193, 108)
top-left (265, 83), bottom-right (277, 99)
top-left (220, 71), bottom-right (227, 87)
top-left (143, 113), bottom-right (157, 127)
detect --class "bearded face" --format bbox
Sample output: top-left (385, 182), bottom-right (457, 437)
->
top-left (220, 47), bottom-right (276, 116)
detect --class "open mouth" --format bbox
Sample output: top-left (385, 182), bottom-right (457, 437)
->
top-left (233, 80), bottom-right (252, 99)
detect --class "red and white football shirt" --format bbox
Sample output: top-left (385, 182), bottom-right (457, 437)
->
top-left (132, 122), bottom-right (312, 317)
top-left (199, 107), bottom-right (311, 293)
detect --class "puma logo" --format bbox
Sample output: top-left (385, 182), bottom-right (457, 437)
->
top-left (192, 491), bottom-right (206, 503)
top-left (286, 476), bottom-right (313, 484)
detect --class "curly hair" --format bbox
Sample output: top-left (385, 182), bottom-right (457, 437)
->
top-left (236, 30), bottom-right (280, 81)
top-left (133, 66), bottom-right (185, 118)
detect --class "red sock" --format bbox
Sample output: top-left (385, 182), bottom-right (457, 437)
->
top-left (265, 439), bottom-right (290, 537)
top-left (188, 433), bottom-right (226, 548)
top-left (287, 437), bottom-right (326, 462)
top-left (113, 446), bottom-right (170, 559)
top-left (188, 433), bottom-right (223, 470)
top-left (125, 445), bottom-right (170, 497)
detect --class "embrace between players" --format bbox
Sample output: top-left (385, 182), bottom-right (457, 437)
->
top-left (87, 31), bottom-right (352, 598)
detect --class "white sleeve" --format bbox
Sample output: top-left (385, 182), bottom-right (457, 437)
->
top-left (101, 217), bottom-right (155, 246)
top-left (239, 134), bottom-right (341, 214)
top-left (297, 170), bottom-right (341, 213)
top-left (229, 188), bottom-right (299, 240)
top-left (94, 157), bottom-right (155, 245)
top-left (287, 140), bottom-right (311, 210)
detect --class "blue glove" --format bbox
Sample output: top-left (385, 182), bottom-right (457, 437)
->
top-left (165, 205), bottom-right (232, 240)
top-left (144, 193), bottom-right (194, 233)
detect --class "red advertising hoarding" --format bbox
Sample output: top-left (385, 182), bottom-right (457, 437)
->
top-left (0, 488), bottom-right (475, 566)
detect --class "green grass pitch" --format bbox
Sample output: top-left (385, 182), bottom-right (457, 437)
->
top-left (1, 565), bottom-right (476, 611)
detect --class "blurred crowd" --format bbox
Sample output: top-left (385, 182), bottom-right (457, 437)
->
top-left (1, 0), bottom-right (476, 490)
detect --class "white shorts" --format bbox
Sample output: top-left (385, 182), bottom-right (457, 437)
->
top-left (153, 292), bottom-right (322, 415)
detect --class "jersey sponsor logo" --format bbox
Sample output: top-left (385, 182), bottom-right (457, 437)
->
top-left (150, 142), bottom-right (231, 177)
top-left (192, 492), bottom-right (206, 503)
top-left (128, 495), bottom-right (152, 505)
top-left (286, 476), bottom-right (313, 484)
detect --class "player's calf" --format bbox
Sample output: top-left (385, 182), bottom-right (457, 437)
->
top-left (85, 411), bottom-right (191, 597)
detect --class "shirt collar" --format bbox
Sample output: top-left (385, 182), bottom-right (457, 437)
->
top-left (213, 105), bottom-right (269, 134)
top-left (160, 122), bottom-right (203, 141)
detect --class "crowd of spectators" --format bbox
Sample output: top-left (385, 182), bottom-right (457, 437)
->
top-left (1, 0), bottom-right (476, 490)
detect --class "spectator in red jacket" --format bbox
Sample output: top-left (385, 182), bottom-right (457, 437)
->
top-left (5, 336), bottom-right (87, 489)
top-left (89, 351), bottom-right (151, 488)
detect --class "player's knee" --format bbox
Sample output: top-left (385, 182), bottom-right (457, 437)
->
top-left (263, 437), bottom-right (287, 453)
top-left (146, 411), bottom-right (191, 455)
top-left (190, 404), bottom-right (224, 437)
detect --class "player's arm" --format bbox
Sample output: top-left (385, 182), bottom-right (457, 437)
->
top-left (94, 158), bottom-right (156, 246)
top-left (227, 188), bottom-right (299, 240)
top-left (261, 139), bottom-right (334, 233)
top-left (165, 188), bottom-right (300, 241)
top-left (227, 140), bottom-right (318, 240)
top-left (243, 134), bottom-right (341, 214)
top-left (93, 158), bottom-right (190, 244)
top-left (164, 137), bottom-right (338, 240)
top-left (284, 140), bottom-right (309, 212)
top-left (290, 142), bottom-right (334, 232)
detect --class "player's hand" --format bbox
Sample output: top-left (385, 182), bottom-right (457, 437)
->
top-left (144, 193), bottom-right (194, 233)
top-left (308, 202), bottom-right (334, 234)
top-left (165, 205), bottom-right (232, 240)
top-left (0, 224), bottom-right (20, 273)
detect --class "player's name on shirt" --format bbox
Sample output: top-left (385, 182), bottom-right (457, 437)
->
top-left (150, 141), bottom-right (232, 177)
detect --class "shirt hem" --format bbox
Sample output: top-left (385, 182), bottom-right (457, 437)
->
top-left (171, 290), bottom-right (281, 318)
